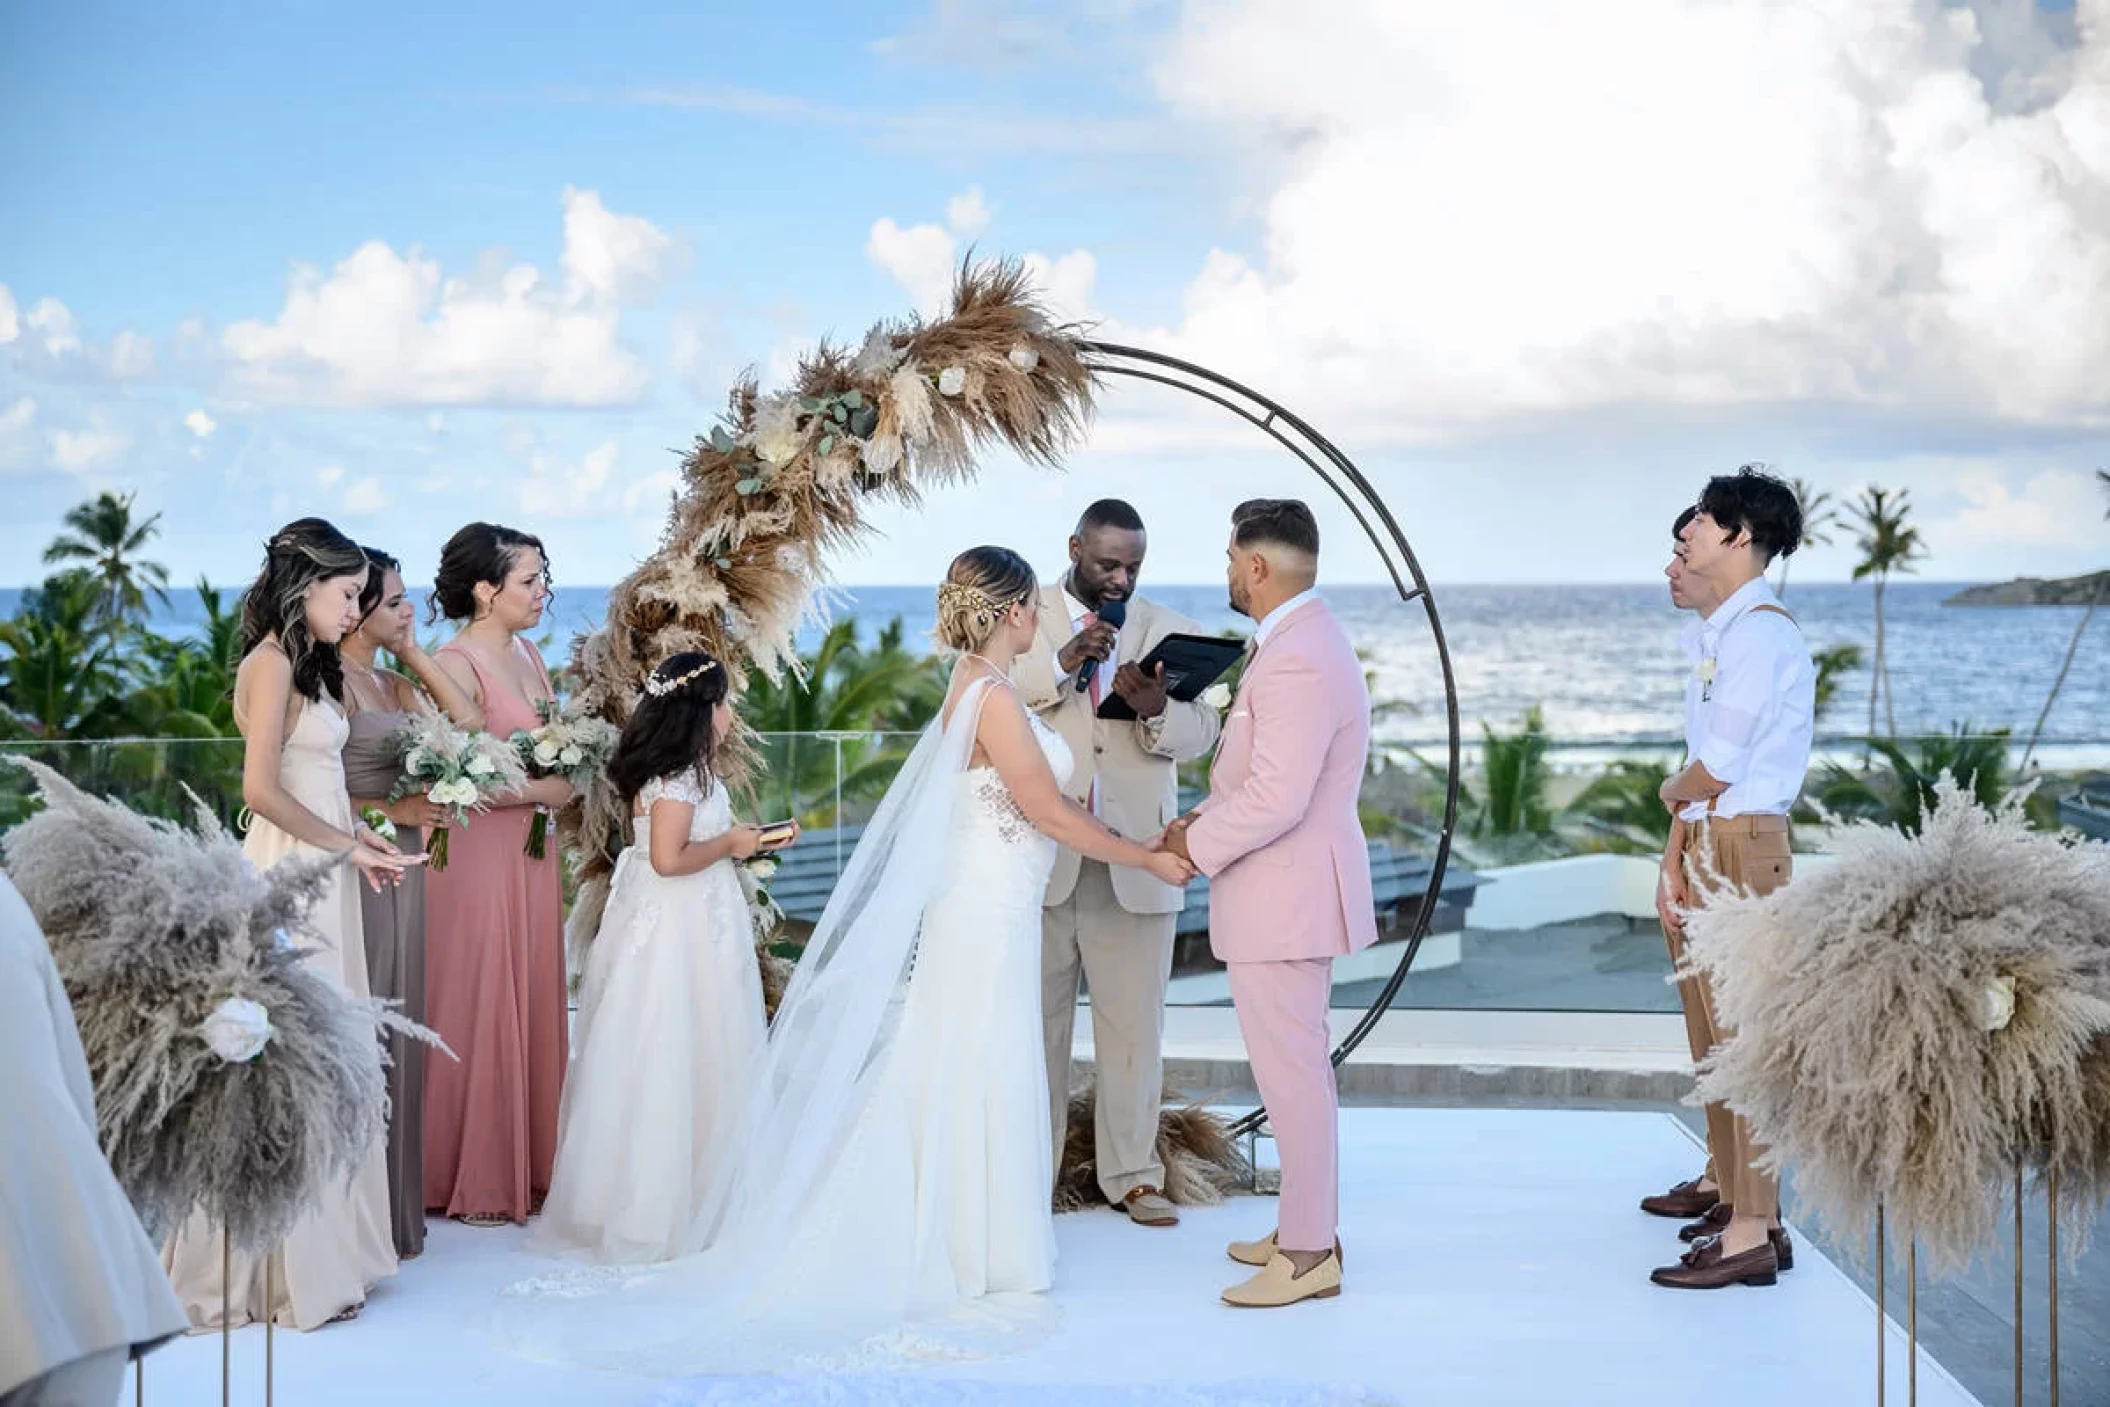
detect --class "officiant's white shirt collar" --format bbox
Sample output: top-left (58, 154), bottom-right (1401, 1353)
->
top-left (1253, 587), bottom-right (1323, 652)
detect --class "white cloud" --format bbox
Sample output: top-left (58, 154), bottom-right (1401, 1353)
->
top-left (1134, 0), bottom-right (2110, 439)
top-left (560, 185), bottom-right (675, 305)
top-left (317, 463), bottom-right (345, 488)
top-left (220, 188), bottom-right (667, 407)
top-left (0, 397), bottom-right (33, 434)
top-left (0, 286), bottom-right (17, 344)
top-left (946, 186), bottom-right (994, 236)
top-left (0, 396), bottom-right (34, 471)
top-left (49, 426), bottom-right (128, 470)
top-left (1928, 466), bottom-right (2110, 549)
top-left (622, 467), bottom-right (681, 515)
top-left (866, 217), bottom-right (960, 316)
top-left (867, 190), bottom-right (1099, 322)
top-left (108, 329), bottom-right (155, 378)
top-left (184, 409), bottom-right (217, 438)
top-left (342, 477), bottom-right (392, 514)
top-left (518, 439), bottom-right (619, 518)
top-left (27, 298), bottom-right (79, 356)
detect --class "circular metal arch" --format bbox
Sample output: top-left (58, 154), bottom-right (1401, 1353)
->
top-left (1078, 341), bottom-right (1464, 1141)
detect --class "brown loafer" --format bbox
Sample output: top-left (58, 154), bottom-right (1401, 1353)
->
top-left (1640, 1177), bottom-right (1720, 1220)
top-left (1650, 1236), bottom-right (1779, 1289)
top-left (1120, 1186), bottom-right (1179, 1227)
top-left (1681, 1219), bottom-right (1795, 1271)
top-left (1678, 1204), bottom-right (1734, 1242)
top-left (1769, 1227), bottom-right (1795, 1272)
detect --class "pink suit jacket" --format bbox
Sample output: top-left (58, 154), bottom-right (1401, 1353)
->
top-left (1184, 598), bottom-right (1379, 964)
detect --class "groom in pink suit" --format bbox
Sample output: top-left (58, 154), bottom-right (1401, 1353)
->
top-left (1158, 499), bottom-right (1375, 1308)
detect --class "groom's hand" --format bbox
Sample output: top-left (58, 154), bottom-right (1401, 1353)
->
top-left (1157, 815), bottom-right (1194, 864)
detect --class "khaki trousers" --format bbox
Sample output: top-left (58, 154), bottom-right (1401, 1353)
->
top-left (1041, 858), bottom-right (1178, 1203)
top-left (1662, 812), bottom-right (1792, 1223)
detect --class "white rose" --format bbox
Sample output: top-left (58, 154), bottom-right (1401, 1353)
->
top-left (1007, 344), bottom-right (1040, 373)
top-left (202, 997), bottom-right (274, 1063)
top-left (558, 744), bottom-right (583, 767)
top-left (748, 395), bottom-right (805, 466)
top-left (466, 752), bottom-right (496, 778)
top-left (746, 857), bottom-right (778, 882)
top-left (1984, 974), bottom-right (2018, 1032)
top-left (936, 365), bottom-right (967, 397)
top-left (431, 778), bottom-right (477, 807)
top-left (533, 740), bottom-right (561, 768)
top-left (406, 745), bottom-right (436, 774)
top-left (1201, 683), bottom-right (1234, 711)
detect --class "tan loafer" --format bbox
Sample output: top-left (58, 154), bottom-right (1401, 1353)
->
top-left (1120, 1186), bottom-right (1179, 1227)
top-left (1222, 1250), bottom-right (1342, 1308)
top-left (1228, 1230), bottom-right (1344, 1268)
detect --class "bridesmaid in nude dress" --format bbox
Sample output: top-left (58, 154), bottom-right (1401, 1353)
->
top-left (162, 519), bottom-right (418, 1330)
top-left (421, 523), bottom-right (576, 1227)
top-left (338, 546), bottom-right (480, 1261)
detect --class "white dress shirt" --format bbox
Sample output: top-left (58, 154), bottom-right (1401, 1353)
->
top-left (1679, 575), bottom-right (1815, 821)
top-left (1252, 587), bottom-right (1323, 654)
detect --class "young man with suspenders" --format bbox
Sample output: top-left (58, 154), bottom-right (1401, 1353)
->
top-left (1645, 468), bottom-right (1816, 1291)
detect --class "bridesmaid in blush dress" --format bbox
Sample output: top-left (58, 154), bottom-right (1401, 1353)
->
top-left (421, 523), bottom-right (576, 1228)
top-left (339, 546), bottom-right (481, 1260)
top-left (162, 519), bottom-right (417, 1330)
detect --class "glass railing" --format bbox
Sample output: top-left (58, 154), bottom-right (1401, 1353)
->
top-left (5, 729), bottom-right (2102, 1015)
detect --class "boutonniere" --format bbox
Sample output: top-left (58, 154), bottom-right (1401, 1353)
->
top-left (1201, 682), bottom-right (1234, 712)
top-left (1695, 657), bottom-right (1716, 702)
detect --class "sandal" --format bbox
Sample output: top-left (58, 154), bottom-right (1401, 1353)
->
top-left (454, 1212), bottom-right (511, 1229)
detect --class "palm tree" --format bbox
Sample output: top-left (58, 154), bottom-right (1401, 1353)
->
top-left (41, 490), bottom-right (172, 627)
top-left (2020, 468), bottom-right (2110, 770)
top-left (1812, 642), bottom-right (1865, 724)
top-left (0, 572), bottom-right (132, 738)
top-left (1848, 486), bottom-right (1927, 742)
top-left (1777, 475), bottom-right (1838, 598)
top-left (131, 579), bottom-right (242, 736)
top-left (1814, 724), bottom-right (2011, 836)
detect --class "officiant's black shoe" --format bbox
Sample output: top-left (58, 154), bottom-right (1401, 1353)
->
top-left (1640, 1177), bottom-right (1720, 1219)
top-left (1650, 1237), bottom-right (1778, 1290)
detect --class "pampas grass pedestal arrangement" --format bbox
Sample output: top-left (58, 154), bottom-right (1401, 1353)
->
top-left (1678, 777), bottom-right (2110, 1403)
top-left (1, 760), bottom-right (443, 1406)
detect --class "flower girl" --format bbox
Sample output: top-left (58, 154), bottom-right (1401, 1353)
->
top-left (533, 652), bottom-right (794, 1263)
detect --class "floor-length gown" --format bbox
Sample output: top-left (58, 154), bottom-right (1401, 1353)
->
top-left (495, 682), bottom-right (1071, 1373)
top-left (341, 707), bottom-right (426, 1260)
top-left (162, 698), bottom-right (397, 1329)
top-left (532, 768), bottom-right (766, 1263)
top-left (422, 638), bottom-right (566, 1223)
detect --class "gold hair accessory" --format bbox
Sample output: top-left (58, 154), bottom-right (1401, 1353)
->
top-left (643, 658), bottom-right (721, 698)
top-left (938, 580), bottom-right (1009, 617)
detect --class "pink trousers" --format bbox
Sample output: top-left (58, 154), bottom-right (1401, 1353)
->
top-left (1227, 957), bottom-right (1339, 1252)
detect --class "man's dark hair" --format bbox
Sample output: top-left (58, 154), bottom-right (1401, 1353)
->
top-left (1232, 498), bottom-right (1320, 558)
top-left (1672, 505), bottom-right (1697, 541)
top-left (1077, 498), bottom-right (1145, 536)
top-left (1696, 466), bottom-right (1803, 564)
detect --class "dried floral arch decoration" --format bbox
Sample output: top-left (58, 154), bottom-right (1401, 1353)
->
top-left (567, 264), bottom-right (1462, 1139)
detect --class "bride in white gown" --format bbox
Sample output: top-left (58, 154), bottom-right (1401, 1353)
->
top-left (495, 547), bottom-right (1194, 1374)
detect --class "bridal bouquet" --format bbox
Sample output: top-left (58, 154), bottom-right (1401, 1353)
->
top-left (736, 851), bottom-right (786, 944)
top-left (387, 708), bottom-right (528, 870)
top-left (510, 699), bottom-right (621, 859)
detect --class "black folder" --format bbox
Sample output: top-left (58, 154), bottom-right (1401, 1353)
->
top-left (1093, 632), bottom-right (1246, 721)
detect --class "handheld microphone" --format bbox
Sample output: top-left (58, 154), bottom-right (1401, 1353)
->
top-left (1076, 597), bottom-right (1127, 691)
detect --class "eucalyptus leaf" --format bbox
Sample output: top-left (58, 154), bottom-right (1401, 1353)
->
top-left (849, 406), bottom-right (879, 438)
top-left (800, 396), bottom-right (822, 412)
top-left (841, 389), bottom-right (863, 410)
top-left (710, 427), bottom-right (734, 453)
top-left (714, 557), bottom-right (731, 569)
top-left (829, 403), bottom-right (847, 424)
top-left (819, 434), bottom-right (835, 456)
top-left (735, 478), bottom-right (762, 496)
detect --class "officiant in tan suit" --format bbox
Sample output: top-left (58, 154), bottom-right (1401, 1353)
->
top-left (1014, 500), bottom-right (1222, 1228)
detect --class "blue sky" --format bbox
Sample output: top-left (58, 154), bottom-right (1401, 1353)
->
top-left (4, 0), bottom-right (2108, 589)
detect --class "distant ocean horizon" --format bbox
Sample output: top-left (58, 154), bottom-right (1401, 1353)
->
top-left (6, 579), bottom-right (2106, 762)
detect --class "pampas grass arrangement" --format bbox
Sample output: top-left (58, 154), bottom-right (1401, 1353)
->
top-left (561, 259), bottom-right (1097, 917)
top-left (1051, 1087), bottom-right (1251, 1213)
top-left (1680, 776), bottom-right (2110, 1272)
top-left (1, 759), bottom-right (441, 1255)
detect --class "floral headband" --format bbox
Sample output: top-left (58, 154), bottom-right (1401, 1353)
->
top-left (643, 658), bottom-right (721, 698)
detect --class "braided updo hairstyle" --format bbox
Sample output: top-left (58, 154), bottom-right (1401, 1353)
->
top-left (934, 547), bottom-right (1036, 654)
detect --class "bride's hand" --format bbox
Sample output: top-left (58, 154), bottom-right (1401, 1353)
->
top-left (1145, 849), bottom-right (1196, 887)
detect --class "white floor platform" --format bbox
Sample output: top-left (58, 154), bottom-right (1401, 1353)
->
top-left (136, 1108), bottom-right (1977, 1407)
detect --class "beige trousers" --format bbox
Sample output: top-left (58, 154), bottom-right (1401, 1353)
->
top-left (1663, 813), bottom-right (1792, 1223)
top-left (1041, 859), bottom-right (1178, 1203)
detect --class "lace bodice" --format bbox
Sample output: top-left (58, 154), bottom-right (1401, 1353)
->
top-left (635, 769), bottom-right (732, 844)
top-left (961, 711), bottom-right (1073, 847)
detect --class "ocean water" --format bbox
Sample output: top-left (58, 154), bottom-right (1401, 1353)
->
top-left (6, 580), bottom-right (2104, 757)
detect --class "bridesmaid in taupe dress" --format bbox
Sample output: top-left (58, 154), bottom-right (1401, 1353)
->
top-left (339, 547), bottom-right (480, 1260)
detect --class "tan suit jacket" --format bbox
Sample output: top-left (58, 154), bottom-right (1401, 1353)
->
top-left (1014, 585), bottom-right (1223, 915)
